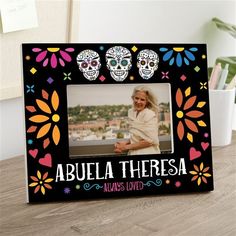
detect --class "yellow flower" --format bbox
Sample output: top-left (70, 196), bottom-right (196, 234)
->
top-left (29, 171), bottom-right (53, 195)
top-left (189, 162), bottom-right (211, 186)
top-left (27, 90), bottom-right (60, 146)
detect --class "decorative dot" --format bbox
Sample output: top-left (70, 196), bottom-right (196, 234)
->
top-left (25, 55), bottom-right (31, 60)
top-left (99, 46), bottom-right (104, 51)
top-left (166, 179), bottom-right (170, 184)
top-left (194, 66), bottom-right (200, 72)
top-left (52, 114), bottom-right (60, 122)
top-left (76, 185), bottom-right (80, 190)
top-left (131, 46), bottom-right (138, 52)
top-left (204, 133), bottom-right (209, 138)
top-left (130, 76), bottom-right (135, 81)
top-left (64, 187), bottom-right (71, 194)
top-left (175, 181), bottom-right (181, 188)
top-left (202, 55), bottom-right (206, 59)
top-left (28, 139), bottom-right (33, 145)
top-left (30, 67), bottom-right (37, 74)
top-left (180, 74), bottom-right (187, 81)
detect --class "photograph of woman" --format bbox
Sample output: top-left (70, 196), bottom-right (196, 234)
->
top-left (114, 85), bottom-right (161, 155)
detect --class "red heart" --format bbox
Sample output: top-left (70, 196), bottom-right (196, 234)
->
top-left (39, 153), bottom-right (52, 167)
top-left (201, 142), bottom-right (209, 151)
top-left (29, 149), bottom-right (38, 158)
top-left (189, 147), bottom-right (201, 161)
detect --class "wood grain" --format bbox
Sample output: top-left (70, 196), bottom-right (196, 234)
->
top-left (0, 132), bottom-right (235, 236)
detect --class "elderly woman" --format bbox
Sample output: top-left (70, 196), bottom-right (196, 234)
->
top-left (114, 85), bottom-right (160, 155)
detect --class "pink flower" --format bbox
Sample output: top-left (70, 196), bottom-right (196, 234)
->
top-left (32, 47), bottom-right (74, 68)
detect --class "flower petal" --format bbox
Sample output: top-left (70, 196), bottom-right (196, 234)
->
top-left (194, 164), bottom-right (199, 172)
top-left (37, 170), bottom-right (41, 180)
top-left (184, 57), bottom-right (190, 65)
top-left (29, 115), bottom-right (49, 123)
top-left (37, 123), bottom-right (51, 138)
top-left (51, 91), bottom-right (59, 111)
top-left (50, 53), bottom-right (57, 68)
top-left (36, 99), bottom-right (51, 114)
top-left (43, 58), bottom-right (49, 67)
top-left (52, 125), bottom-right (60, 145)
top-left (185, 119), bottom-right (198, 133)
top-left (44, 178), bottom-right (54, 183)
top-left (36, 50), bottom-right (47, 62)
top-left (176, 53), bottom-right (182, 67)
top-left (42, 172), bottom-right (48, 180)
top-left (186, 111), bottom-right (204, 118)
top-left (59, 58), bottom-right (65, 66)
top-left (189, 171), bottom-right (198, 175)
top-left (176, 89), bottom-right (183, 108)
top-left (159, 47), bottom-right (168, 52)
top-left (60, 50), bottom-right (72, 62)
top-left (44, 184), bottom-right (52, 189)
top-left (41, 186), bottom-right (46, 195)
top-left (29, 182), bottom-right (38, 187)
top-left (202, 176), bottom-right (208, 184)
top-left (65, 48), bottom-right (74, 52)
top-left (183, 96), bottom-right (196, 110)
top-left (163, 50), bottom-right (173, 61)
top-left (184, 50), bottom-right (195, 61)
top-left (203, 173), bottom-right (211, 177)
top-left (30, 176), bottom-right (38, 181)
top-left (203, 167), bottom-right (210, 172)
top-left (34, 185), bottom-right (40, 193)
top-left (197, 177), bottom-right (202, 186)
top-left (191, 175), bottom-right (198, 181)
top-left (32, 48), bottom-right (42, 52)
top-left (177, 121), bottom-right (184, 140)
top-left (200, 162), bottom-right (204, 171)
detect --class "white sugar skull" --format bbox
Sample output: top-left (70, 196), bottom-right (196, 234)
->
top-left (106, 46), bottom-right (132, 81)
top-left (137, 49), bottom-right (159, 80)
top-left (76, 50), bottom-right (101, 81)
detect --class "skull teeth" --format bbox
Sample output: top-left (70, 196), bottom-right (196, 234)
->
top-left (86, 70), bottom-right (96, 76)
top-left (114, 70), bottom-right (125, 76)
top-left (141, 69), bottom-right (152, 75)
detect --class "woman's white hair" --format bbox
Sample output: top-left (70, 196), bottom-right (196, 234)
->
top-left (132, 85), bottom-right (159, 115)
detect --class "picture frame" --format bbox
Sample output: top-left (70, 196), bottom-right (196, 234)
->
top-left (22, 43), bottom-right (213, 202)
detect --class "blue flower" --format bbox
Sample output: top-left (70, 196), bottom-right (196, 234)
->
top-left (159, 47), bottom-right (198, 67)
top-left (26, 85), bottom-right (35, 93)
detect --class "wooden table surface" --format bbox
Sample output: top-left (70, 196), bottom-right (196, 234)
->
top-left (0, 132), bottom-right (235, 236)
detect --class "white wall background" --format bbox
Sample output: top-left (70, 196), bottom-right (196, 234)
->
top-left (0, 0), bottom-right (235, 160)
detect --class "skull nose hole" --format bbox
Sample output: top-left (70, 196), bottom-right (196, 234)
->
top-left (88, 66), bottom-right (92, 70)
top-left (145, 65), bottom-right (149, 69)
top-left (117, 65), bottom-right (121, 69)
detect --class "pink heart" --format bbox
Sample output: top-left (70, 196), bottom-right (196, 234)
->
top-left (189, 147), bottom-right (201, 161)
top-left (99, 75), bottom-right (106, 82)
top-left (201, 142), bottom-right (209, 151)
top-left (39, 153), bottom-right (52, 167)
top-left (29, 149), bottom-right (38, 158)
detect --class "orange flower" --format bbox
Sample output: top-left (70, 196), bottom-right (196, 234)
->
top-left (27, 90), bottom-right (60, 147)
top-left (29, 171), bottom-right (53, 195)
top-left (176, 87), bottom-right (206, 142)
top-left (189, 162), bottom-right (211, 186)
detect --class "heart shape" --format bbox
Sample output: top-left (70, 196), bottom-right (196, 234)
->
top-left (29, 149), bottom-right (38, 158)
top-left (189, 147), bottom-right (201, 161)
top-left (201, 142), bottom-right (209, 151)
top-left (39, 153), bottom-right (52, 167)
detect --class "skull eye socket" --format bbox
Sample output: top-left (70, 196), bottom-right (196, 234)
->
top-left (81, 62), bottom-right (88, 68)
top-left (141, 60), bottom-right (146, 65)
top-left (121, 60), bottom-right (128, 66)
top-left (91, 60), bottom-right (98, 67)
top-left (110, 60), bottom-right (117, 66)
top-left (149, 62), bottom-right (155, 67)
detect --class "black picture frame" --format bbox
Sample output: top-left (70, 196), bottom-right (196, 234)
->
top-left (23, 43), bottom-right (213, 202)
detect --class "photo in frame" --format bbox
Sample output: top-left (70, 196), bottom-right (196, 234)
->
top-left (22, 44), bottom-right (214, 202)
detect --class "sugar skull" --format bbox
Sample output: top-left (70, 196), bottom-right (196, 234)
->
top-left (76, 50), bottom-right (101, 81)
top-left (106, 46), bottom-right (132, 81)
top-left (137, 49), bottom-right (159, 80)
